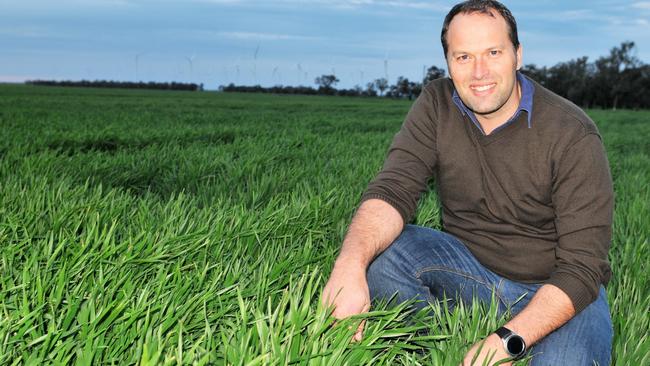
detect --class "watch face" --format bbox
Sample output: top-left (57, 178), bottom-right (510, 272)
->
top-left (507, 335), bottom-right (525, 355)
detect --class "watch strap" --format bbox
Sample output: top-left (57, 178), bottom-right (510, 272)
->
top-left (495, 326), bottom-right (513, 338)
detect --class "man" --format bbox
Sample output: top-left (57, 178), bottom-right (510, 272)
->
top-left (321, 1), bottom-right (614, 365)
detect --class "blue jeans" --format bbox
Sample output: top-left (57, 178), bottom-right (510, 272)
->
top-left (367, 225), bottom-right (613, 365)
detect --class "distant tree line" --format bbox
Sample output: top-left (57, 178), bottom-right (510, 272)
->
top-left (219, 65), bottom-right (446, 100)
top-left (521, 41), bottom-right (649, 109)
top-left (220, 42), bottom-right (650, 109)
top-left (26, 80), bottom-right (204, 91)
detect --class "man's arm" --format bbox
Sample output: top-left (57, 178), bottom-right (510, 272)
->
top-left (321, 198), bottom-right (403, 341)
top-left (463, 284), bottom-right (574, 365)
top-left (505, 284), bottom-right (574, 344)
top-left (464, 131), bottom-right (613, 365)
top-left (321, 86), bottom-right (438, 340)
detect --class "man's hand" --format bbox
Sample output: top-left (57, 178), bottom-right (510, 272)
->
top-left (320, 199), bottom-right (404, 341)
top-left (321, 261), bottom-right (371, 341)
top-left (462, 333), bottom-right (512, 366)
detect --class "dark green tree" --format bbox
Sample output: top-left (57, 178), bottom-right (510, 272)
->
top-left (593, 41), bottom-right (641, 109)
top-left (373, 78), bottom-right (389, 96)
top-left (423, 65), bottom-right (446, 85)
top-left (365, 82), bottom-right (378, 97)
top-left (314, 74), bottom-right (339, 93)
top-left (546, 56), bottom-right (591, 107)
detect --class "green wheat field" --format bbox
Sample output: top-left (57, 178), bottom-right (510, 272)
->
top-left (1, 84), bottom-right (648, 365)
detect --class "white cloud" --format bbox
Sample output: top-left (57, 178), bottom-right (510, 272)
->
top-left (192, 0), bottom-right (242, 3)
top-left (631, 2), bottom-right (650, 10)
top-left (306, 0), bottom-right (450, 11)
top-left (191, 0), bottom-right (449, 11)
top-left (15, 0), bottom-right (134, 6)
top-left (602, 16), bottom-right (650, 28)
top-left (90, 0), bottom-right (133, 5)
top-left (531, 8), bottom-right (633, 28)
top-left (216, 31), bottom-right (320, 41)
top-left (551, 9), bottom-right (598, 21)
top-left (382, 1), bottom-right (449, 11)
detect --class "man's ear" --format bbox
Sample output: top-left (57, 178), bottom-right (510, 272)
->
top-left (516, 44), bottom-right (523, 70)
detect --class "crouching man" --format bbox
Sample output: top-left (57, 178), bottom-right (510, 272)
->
top-left (321, 1), bottom-right (614, 365)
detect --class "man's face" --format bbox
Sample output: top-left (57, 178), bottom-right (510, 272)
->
top-left (445, 11), bottom-right (522, 122)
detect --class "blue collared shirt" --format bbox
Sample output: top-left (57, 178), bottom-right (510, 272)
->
top-left (452, 71), bottom-right (535, 135)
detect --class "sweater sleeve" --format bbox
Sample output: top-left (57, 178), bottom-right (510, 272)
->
top-left (547, 132), bottom-right (614, 314)
top-left (360, 88), bottom-right (438, 224)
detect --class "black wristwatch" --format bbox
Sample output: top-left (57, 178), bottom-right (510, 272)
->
top-left (495, 326), bottom-right (527, 360)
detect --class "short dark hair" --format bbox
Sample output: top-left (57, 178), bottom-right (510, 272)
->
top-left (441, 0), bottom-right (519, 58)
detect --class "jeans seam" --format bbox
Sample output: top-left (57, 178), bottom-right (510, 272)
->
top-left (415, 266), bottom-right (508, 306)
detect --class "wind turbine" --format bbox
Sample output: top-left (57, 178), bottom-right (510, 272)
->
top-left (329, 57), bottom-right (336, 77)
top-left (297, 63), bottom-right (302, 85)
top-left (253, 43), bottom-right (260, 84)
top-left (272, 66), bottom-right (279, 83)
top-left (185, 54), bottom-right (196, 82)
top-left (135, 52), bottom-right (145, 81)
top-left (222, 65), bottom-right (229, 84)
top-left (276, 68), bottom-right (283, 85)
top-left (384, 49), bottom-right (389, 81)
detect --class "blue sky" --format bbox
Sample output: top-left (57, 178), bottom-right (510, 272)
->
top-left (2, 0), bottom-right (650, 89)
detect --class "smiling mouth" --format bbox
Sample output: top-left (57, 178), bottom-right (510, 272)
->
top-left (470, 83), bottom-right (496, 92)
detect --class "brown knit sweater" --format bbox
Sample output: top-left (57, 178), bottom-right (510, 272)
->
top-left (361, 76), bottom-right (613, 314)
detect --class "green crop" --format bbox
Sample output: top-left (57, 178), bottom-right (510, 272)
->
top-left (0, 85), bottom-right (647, 365)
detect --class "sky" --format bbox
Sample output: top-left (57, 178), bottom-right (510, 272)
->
top-left (2, 0), bottom-right (650, 89)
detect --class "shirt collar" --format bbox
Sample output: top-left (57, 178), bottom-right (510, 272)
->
top-left (452, 71), bottom-right (535, 130)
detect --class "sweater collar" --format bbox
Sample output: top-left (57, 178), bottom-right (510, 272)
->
top-left (451, 71), bottom-right (535, 133)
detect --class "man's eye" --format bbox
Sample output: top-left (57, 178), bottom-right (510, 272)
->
top-left (490, 50), bottom-right (500, 56)
top-left (457, 55), bottom-right (469, 62)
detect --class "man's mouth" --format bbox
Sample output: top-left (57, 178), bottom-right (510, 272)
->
top-left (470, 83), bottom-right (496, 92)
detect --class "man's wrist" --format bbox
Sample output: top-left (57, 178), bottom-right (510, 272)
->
top-left (333, 255), bottom-right (369, 274)
top-left (495, 326), bottom-right (527, 360)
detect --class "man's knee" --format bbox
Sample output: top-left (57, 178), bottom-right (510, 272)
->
top-left (366, 240), bottom-right (411, 302)
top-left (366, 225), bottom-right (431, 304)
top-left (367, 225), bottom-right (432, 275)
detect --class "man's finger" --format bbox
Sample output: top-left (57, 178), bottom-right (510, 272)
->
top-left (352, 303), bottom-right (370, 341)
top-left (352, 319), bottom-right (366, 342)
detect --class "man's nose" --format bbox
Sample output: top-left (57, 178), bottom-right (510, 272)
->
top-left (472, 57), bottom-right (488, 79)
